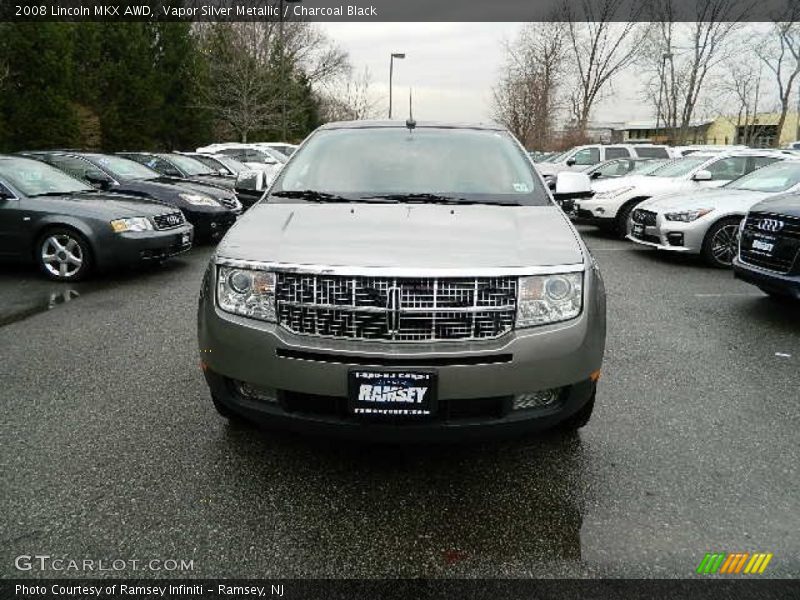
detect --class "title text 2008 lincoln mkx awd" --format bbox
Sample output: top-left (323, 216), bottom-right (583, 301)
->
top-left (197, 121), bottom-right (606, 441)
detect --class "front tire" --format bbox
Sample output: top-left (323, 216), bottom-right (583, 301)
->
top-left (559, 390), bottom-right (596, 431)
top-left (36, 228), bottom-right (92, 281)
top-left (614, 201), bottom-right (639, 239)
top-left (702, 217), bottom-right (741, 268)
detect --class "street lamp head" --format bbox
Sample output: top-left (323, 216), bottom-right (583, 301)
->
top-left (392, 53), bottom-right (406, 59)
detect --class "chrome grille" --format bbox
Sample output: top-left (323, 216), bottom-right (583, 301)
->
top-left (275, 274), bottom-right (518, 341)
top-left (152, 211), bottom-right (185, 230)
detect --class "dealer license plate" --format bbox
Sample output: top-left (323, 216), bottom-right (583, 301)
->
top-left (348, 370), bottom-right (437, 418)
top-left (632, 223), bottom-right (645, 238)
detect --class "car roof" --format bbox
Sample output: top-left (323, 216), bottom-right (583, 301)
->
top-left (317, 120), bottom-right (506, 131)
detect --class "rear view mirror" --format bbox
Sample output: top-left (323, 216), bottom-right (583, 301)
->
top-left (692, 169), bottom-right (712, 181)
top-left (235, 170), bottom-right (265, 192)
top-left (565, 158), bottom-right (576, 167)
top-left (553, 171), bottom-right (592, 199)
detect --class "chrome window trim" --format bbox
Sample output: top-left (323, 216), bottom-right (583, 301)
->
top-left (214, 257), bottom-right (585, 277)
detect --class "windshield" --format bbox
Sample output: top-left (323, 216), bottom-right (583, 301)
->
top-left (542, 151), bottom-right (566, 163)
top-left (160, 154), bottom-right (214, 176)
top-left (91, 155), bottom-right (159, 180)
top-left (725, 161), bottom-right (800, 192)
top-left (258, 146), bottom-right (288, 163)
top-left (632, 159), bottom-right (672, 174)
top-left (212, 155), bottom-right (248, 173)
top-left (0, 157), bottom-right (92, 196)
top-left (647, 157), bottom-right (709, 178)
top-left (271, 127), bottom-right (549, 205)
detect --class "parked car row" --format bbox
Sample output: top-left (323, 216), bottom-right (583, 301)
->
top-left (0, 143), bottom-right (297, 281)
top-left (553, 148), bottom-right (800, 299)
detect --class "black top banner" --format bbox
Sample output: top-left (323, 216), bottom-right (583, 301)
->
top-left (1, 0), bottom-right (797, 22)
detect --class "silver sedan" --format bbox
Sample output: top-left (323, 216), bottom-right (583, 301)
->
top-left (628, 160), bottom-right (800, 267)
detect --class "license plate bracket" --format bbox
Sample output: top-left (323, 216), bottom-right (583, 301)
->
top-left (348, 370), bottom-right (437, 418)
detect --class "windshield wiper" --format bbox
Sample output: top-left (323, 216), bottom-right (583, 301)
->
top-left (362, 193), bottom-right (521, 206)
top-left (30, 190), bottom-right (92, 197)
top-left (271, 190), bottom-right (380, 203)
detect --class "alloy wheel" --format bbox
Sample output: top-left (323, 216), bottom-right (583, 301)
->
top-left (710, 224), bottom-right (740, 266)
top-left (41, 234), bottom-right (84, 279)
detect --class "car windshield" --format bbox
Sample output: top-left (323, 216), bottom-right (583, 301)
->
top-left (259, 147), bottom-right (288, 163)
top-left (91, 155), bottom-right (159, 180)
top-left (160, 154), bottom-right (214, 176)
top-left (542, 151), bottom-right (566, 163)
top-left (632, 159), bottom-right (672, 174)
top-left (271, 127), bottom-right (549, 205)
top-left (0, 157), bottom-right (92, 196)
top-left (647, 157), bottom-right (709, 178)
top-left (212, 155), bottom-right (248, 173)
top-left (725, 161), bottom-right (800, 192)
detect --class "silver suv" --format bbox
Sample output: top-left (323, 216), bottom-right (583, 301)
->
top-left (197, 121), bottom-right (607, 441)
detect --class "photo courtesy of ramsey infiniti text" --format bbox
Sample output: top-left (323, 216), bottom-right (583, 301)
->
top-left (198, 121), bottom-right (606, 441)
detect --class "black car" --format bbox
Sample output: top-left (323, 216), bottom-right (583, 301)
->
top-left (733, 192), bottom-right (800, 300)
top-left (118, 152), bottom-right (238, 191)
top-left (0, 155), bottom-right (193, 281)
top-left (23, 152), bottom-right (238, 242)
top-left (181, 153), bottom-right (266, 208)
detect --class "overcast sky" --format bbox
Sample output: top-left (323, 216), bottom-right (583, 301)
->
top-left (321, 22), bottom-right (658, 125)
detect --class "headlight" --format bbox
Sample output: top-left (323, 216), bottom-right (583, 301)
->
top-left (179, 193), bottom-right (220, 207)
top-left (110, 217), bottom-right (153, 232)
top-left (664, 208), bottom-right (712, 222)
top-left (593, 186), bottom-right (635, 200)
top-left (217, 266), bottom-right (276, 322)
top-left (517, 273), bottom-right (583, 327)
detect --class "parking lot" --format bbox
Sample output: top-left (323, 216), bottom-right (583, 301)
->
top-left (1, 225), bottom-right (797, 579)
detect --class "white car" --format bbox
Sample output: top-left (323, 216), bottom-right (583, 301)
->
top-left (573, 150), bottom-right (785, 237)
top-left (628, 160), bottom-right (800, 267)
top-left (535, 143), bottom-right (672, 179)
top-left (196, 144), bottom-right (282, 183)
top-left (670, 144), bottom-right (748, 157)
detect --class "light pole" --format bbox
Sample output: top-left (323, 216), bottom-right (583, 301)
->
top-left (280, 0), bottom-right (302, 140)
top-left (655, 52), bottom-right (673, 142)
top-left (388, 52), bottom-right (405, 119)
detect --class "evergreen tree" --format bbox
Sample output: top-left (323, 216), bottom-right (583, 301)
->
top-left (0, 23), bottom-right (80, 151)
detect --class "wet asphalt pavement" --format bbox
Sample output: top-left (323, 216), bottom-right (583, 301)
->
top-left (1, 226), bottom-right (798, 579)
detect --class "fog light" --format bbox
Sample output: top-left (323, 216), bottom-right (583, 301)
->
top-left (235, 381), bottom-right (277, 403)
top-left (594, 207), bottom-right (606, 215)
top-left (513, 389), bottom-right (559, 410)
top-left (667, 232), bottom-right (684, 247)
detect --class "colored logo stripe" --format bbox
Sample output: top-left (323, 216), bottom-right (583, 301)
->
top-left (697, 552), bottom-right (773, 574)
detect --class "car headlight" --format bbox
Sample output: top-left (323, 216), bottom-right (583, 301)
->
top-left (664, 208), bottom-right (712, 222)
top-left (517, 273), bottom-right (583, 327)
top-left (180, 193), bottom-right (220, 207)
top-left (217, 266), bottom-right (276, 322)
top-left (110, 217), bottom-right (153, 233)
top-left (593, 186), bottom-right (635, 200)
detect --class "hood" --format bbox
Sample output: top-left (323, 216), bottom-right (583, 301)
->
top-left (185, 174), bottom-right (237, 190)
top-left (591, 174), bottom-right (689, 196)
top-left (749, 190), bottom-right (800, 217)
top-left (217, 203), bottom-right (585, 269)
top-left (39, 191), bottom-right (174, 217)
top-left (637, 188), bottom-right (769, 212)
top-left (534, 163), bottom-right (568, 177)
top-left (591, 174), bottom-right (652, 193)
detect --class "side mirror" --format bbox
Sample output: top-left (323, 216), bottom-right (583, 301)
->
top-left (692, 169), bottom-right (712, 182)
top-left (553, 172), bottom-right (592, 200)
top-left (565, 158), bottom-right (576, 167)
top-left (591, 171), bottom-right (602, 179)
top-left (235, 170), bottom-right (265, 193)
top-left (85, 171), bottom-right (113, 189)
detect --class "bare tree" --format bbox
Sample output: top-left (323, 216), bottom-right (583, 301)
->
top-left (492, 21), bottom-right (566, 148)
top-left (196, 20), bottom-right (349, 142)
top-left (319, 66), bottom-right (380, 122)
top-left (721, 60), bottom-right (764, 145)
top-left (561, 0), bottom-right (647, 132)
top-left (757, 6), bottom-right (800, 147)
top-left (643, 0), bottom-right (755, 144)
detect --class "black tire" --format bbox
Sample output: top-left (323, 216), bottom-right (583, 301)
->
top-left (211, 394), bottom-right (250, 425)
top-left (614, 201), bottom-right (640, 239)
top-left (702, 217), bottom-right (742, 268)
top-left (35, 227), bottom-right (93, 281)
top-left (559, 390), bottom-right (596, 431)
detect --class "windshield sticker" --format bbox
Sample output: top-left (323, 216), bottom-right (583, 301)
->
top-left (513, 183), bottom-right (530, 193)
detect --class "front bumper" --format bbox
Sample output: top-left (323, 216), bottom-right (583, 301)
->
top-left (733, 257), bottom-right (800, 299)
top-left (626, 215), bottom-right (707, 254)
top-left (197, 265), bottom-right (606, 441)
top-left (95, 224), bottom-right (194, 269)
top-left (185, 210), bottom-right (237, 241)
